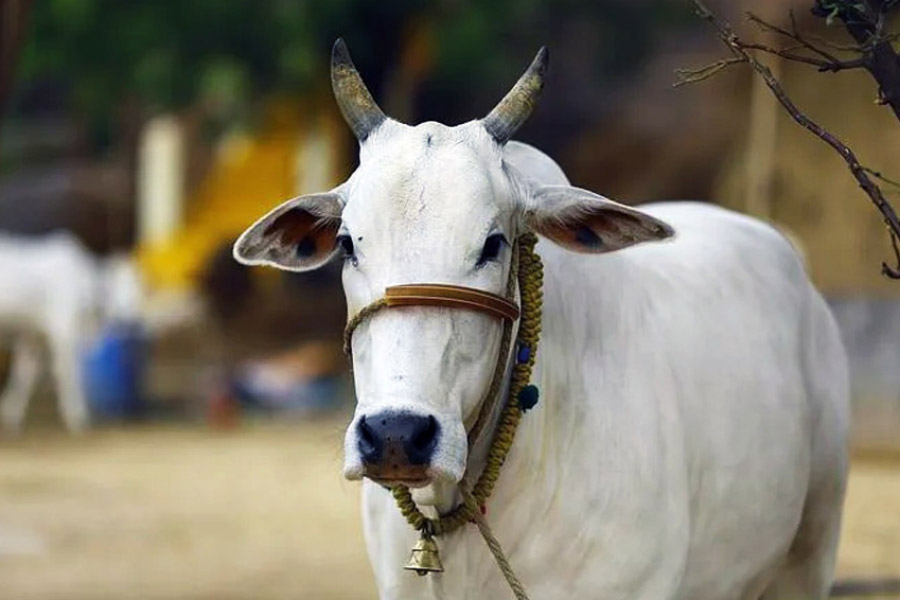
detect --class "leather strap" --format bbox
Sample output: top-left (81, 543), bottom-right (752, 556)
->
top-left (384, 284), bottom-right (520, 322)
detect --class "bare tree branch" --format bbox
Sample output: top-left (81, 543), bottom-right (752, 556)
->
top-left (679, 8), bottom-right (869, 76)
top-left (684, 0), bottom-right (900, 280)
top-left (815, 0), bottom-right (900, 123)
top-left (742, 11), bottom-right (871, 72)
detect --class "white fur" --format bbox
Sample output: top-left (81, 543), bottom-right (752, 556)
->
top-left (0, 232), bottom-right (143, 433)
top-left (236, 122), bottom-right (849, 599)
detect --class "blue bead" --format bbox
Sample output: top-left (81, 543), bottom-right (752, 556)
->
top-left (518, 385), bottom-right (539, 412)
top-left (516, 345), bottom-right (531, 364)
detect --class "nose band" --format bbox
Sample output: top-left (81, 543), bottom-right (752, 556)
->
top-left (343, 283), bottom-right (519, 355)
top-left (384, 284), bottom-right (520, 320)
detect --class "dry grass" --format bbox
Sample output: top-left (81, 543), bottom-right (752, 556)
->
top-left (0, 421), bottom-right (375, 600)
top-left (0, 422), bottom-right (897, 599)
top-left (838, 454), bottom-right (900, 580)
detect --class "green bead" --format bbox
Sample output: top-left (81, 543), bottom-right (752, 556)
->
top-left (517, 385), bottom-right (539, 412)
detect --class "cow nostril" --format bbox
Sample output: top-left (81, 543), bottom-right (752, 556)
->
top-left (412, 416), bottom-right (437, 450)
top-left (357, 416), bottom-right (380, 463)
top-left (407, 415), bottom-right (439, 464)
top-left (359, 417), bottom-right (375, 445)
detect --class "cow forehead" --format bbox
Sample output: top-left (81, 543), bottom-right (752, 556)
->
top-left (342, 122), bottom-right (515, 248)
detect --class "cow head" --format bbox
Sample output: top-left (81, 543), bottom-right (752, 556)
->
top-left (234, 40), bottom-right (673, 497)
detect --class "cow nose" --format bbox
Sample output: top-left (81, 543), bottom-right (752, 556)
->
top-left (357, 412), bottom-right (440, 467)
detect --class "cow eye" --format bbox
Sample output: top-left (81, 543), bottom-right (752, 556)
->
top-left (336, 234), bottom-right (355, 261)
top-left (477, 233), bottom-right (507, 266)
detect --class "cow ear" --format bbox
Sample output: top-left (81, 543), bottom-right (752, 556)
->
top-left (233, 192), bottom-right (343, 271)
top-left (524, 185), bottom-right (674, 254)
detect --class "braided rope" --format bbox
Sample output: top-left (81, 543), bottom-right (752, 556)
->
top-left (342, 298), bottom-right (387, 355)
top-left (462, 486), bottom-right (530, 600)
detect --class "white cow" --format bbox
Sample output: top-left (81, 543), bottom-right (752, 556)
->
top-left (235, 41), bottom-right (849, 600)
top-left (0, 232), bottom-right (142, 433)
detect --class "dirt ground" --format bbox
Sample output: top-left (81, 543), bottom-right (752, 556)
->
top-left (0, 421), bottom-right (898, 600)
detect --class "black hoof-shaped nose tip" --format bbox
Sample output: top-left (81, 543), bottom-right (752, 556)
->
top-left (357, 412), bottom-right (440, 466)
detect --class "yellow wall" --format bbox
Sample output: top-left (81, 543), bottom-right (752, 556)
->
top-left (716, 58), bottom-right (900, 296)
top-left (138, 99), bottom-right (346, 290)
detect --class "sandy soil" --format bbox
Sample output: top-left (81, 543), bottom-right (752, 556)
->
top-left (0, 422), bottom-right (897, 599)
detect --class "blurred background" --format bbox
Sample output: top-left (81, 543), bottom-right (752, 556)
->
top-left (0, 0), bottom-right (898, 598)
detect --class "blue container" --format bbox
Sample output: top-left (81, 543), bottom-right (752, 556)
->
top-left (82, 323), bottom-right (145, 420)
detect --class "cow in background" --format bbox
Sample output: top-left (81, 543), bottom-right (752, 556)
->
top-left (0, 231), bottom-right (142, 433)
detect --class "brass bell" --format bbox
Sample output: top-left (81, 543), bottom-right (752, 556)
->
top-left (403, 533), bottom-right (444, 576)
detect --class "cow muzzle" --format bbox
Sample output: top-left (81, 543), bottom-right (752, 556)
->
top-left (342, 283), bottom-right (521, 486)
top-left (356, 411), bottom-right (440, 486)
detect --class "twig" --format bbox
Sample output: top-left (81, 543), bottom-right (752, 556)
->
top-left (804, 30), bottom-right (900, 53)
top-left (864, 166), bottom-right (900, 189)
top-left (885, 231), bottom-right (900, 278)
top-left (742, 11), bottom-right (869, 72)
top-left (748, 10), bottom-right (843, 63)
top-left (688, 0), bottom-right (900, 280)
top-left (674, 58), bottom-right (744, 87)
top-left (738, 40), bottom-right (866, 72)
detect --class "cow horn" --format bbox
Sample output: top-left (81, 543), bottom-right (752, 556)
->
top-left (482, 47), bottom-right (549, 145)
top-left (331, 38), bottom-right (387, 142)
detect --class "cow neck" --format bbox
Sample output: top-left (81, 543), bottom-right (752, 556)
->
top-left (390, 232), bottom-right (543, 537)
